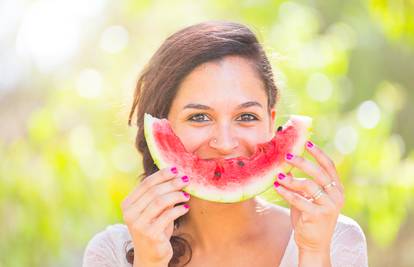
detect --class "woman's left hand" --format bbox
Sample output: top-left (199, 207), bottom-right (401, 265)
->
top-left (274, 140), bottom-right (345, 259)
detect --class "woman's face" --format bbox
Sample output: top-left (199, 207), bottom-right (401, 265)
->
top-left (167, 55), bottom-right (276, 160)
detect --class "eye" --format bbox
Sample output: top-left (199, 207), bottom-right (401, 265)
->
top-left (188, 113), bottom-right (210, 122)
top-left (237, 113), bottom-right (258, 122)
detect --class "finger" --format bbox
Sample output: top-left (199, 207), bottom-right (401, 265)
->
top-left (123, 176), bottom-right (190, 223)
top-left (141, 191), bottom-right (191, 225)
top-left (285, 153), bottom-right (341, 197)
top-left (151, 204), bottom-right (190, 238)
top-left (305, 141), bottom-right (344, 193)
top-left (273, 181), bottom-right (317, 212)
top-left (278, 172), bottom-right (336, 206)
top-left (285, 168), bottom-right (343, 208)
top-left (284, 172), bottom-right (310, 198)
top-left (122, 166), bottom-right (180, 208)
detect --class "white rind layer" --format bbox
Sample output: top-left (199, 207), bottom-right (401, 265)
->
top-left (144, 113), bottom-right (312, 203)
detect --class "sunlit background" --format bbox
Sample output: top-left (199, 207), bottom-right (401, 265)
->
top-left (1, 0), bottom-right (413, 266)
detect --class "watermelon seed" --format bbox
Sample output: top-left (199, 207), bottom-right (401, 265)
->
top-left (237, 160), bottom-right (245, 167)
top-left (277, 126), bottom-right (283, 132)
top-left (214, 165), bottom-right (224, 178)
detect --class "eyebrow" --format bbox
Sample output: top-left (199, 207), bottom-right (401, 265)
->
top-left (183, 101), bottom-right (263, 110)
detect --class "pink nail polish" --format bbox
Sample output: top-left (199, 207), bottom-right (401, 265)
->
top-left (286, 153), bottom-right (294, 160)
top-left (274, 181), bottom-right (280, 188)
top-left (306, 141), bottom-right (314, 148)
top-left (278, 173), bottom-right (286, 180)
top-left (183, 191), bottom-right (190, 198)
top-left (170, 167), bottom-right (178, 174)
top-left (184, 204), bottom-right (190, 209)
top-left (181, 175), bottom-right (189, 183)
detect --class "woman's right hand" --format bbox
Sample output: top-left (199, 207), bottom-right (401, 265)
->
top-left (121, 166), bottom-right (191, 267)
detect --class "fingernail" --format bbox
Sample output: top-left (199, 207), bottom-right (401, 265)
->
top-left (278, 173), bottom-right (286, 180)
top-left (184, 204), bottom-right (190, 209)
top-left (183, 191), bottom-right (190, 198)
top-left (181, 175), bottom-right (189, 183)
top-left (286, 153), bottom-right (294, 160)
top-left (170, 166), bottom-right (178, 174)
top-left (306, 141), bottom-right (314, 148)
top-left (274, 181), bottom-right (280, 188)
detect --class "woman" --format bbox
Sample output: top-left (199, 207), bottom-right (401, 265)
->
top-left (83, 21), bottom-right (368, 267)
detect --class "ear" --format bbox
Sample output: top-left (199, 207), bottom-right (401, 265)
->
top-left (269, 108), bottom-right (277, 133)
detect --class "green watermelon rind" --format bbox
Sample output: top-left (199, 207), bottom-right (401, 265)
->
top-left (144, 114), bottom-right (162, 168)
top-left (144, 113), bottom-right (312, 203)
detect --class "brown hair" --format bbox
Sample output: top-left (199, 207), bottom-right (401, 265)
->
top-left (127, 20), bottom-right (278, 266)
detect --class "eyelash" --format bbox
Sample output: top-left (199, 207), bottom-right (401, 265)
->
top-left (187, 113), bottom-right (259, 122)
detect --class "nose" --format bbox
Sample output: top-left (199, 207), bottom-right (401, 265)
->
top-left (209, 124), bottom-right (239, 153)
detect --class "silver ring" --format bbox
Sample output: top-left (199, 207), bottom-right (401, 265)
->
top-left (323, 181), bottom-right (336, 191)
top-left (310, 188), bottom-right (324, 202)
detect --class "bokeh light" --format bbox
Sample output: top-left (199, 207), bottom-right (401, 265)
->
top-left (357, 100), bottom-right (381, 129)
top-left (76, 69), bottom-right (104, 99)
top-left (306, 73), bottom-right (333, 102)
top-left (335, 125), bottom-right (359, 155)
top-left (100, 25), bottom-right (129, 54)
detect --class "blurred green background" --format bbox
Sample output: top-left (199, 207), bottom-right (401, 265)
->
top-left (1, 0), bottom-right (413, 266)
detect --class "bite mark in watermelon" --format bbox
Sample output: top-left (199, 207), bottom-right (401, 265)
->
top-left (144, 113), bottom-right (312, 203)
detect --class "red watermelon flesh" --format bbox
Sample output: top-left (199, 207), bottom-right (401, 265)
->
top-left (144, 113), bottom-right (312, 203)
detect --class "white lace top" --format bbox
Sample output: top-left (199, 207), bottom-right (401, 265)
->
top-left (83, 214), bottom-right (368, 267)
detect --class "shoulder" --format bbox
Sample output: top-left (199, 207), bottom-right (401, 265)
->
top-left (331, 214), bottom-right (369, 267)
top-left (83, 224), bottom-right (133, 267)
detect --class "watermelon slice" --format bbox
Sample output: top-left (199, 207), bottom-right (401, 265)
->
top-left (144, 113), bottom-right (312, 203)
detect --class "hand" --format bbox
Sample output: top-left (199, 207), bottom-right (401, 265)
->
top-left (274, 141), bottom-right (344, 261)
top-left (121, 166), bottom-right (191, 267)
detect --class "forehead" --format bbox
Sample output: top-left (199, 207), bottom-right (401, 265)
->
top-left (173, 56), bottom-right (267, 108)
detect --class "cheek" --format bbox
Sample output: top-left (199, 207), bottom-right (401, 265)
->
top-left (174, 126), bottom-right (210, 152)
top-left (238, 127), bottom-right (271, 152)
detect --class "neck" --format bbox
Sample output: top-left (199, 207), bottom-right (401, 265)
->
top-left (177, 196), bottom-right (272, 253)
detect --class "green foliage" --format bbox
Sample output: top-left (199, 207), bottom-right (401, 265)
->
top-left (1, 0), bottom-right (413, 266)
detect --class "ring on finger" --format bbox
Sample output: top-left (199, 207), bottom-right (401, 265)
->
top-left (323, 181), bottom-right (336, 191)
top-left (310, 187), bottom-right (324, 202)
